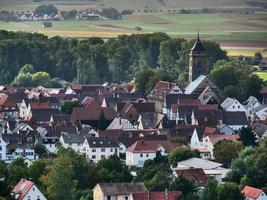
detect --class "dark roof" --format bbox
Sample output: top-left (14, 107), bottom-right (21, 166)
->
top-left (163, 126), bottom-right (205, 141)
top-left (165, 93), bottom-right (193, 109)
top-left (97, 182), bottom-right (147, 195)
top-left (131, 191), bottom-right (182, 200)
top-left (30, 109), bottom-right (60, 122)
top-left (61, 132), bottom-right (90, 144)
top-left (191, 36), bottom-right (205, 52)
top-left (175, 168), bottom-right (208, 187)
top-left (194, 109), bottom-right (223, 127)
top-left (223, 111), bottom-right (248, 125)
top-left (87, 137), bottom-right (119, 148)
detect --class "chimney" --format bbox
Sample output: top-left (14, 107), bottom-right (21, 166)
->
top-left (119, 116), bottom-right (122, 125)
top-left (165, 188), bottom-right (169, 200)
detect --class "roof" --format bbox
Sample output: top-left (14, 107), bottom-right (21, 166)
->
top-left (220, 97), bottom-right (240, 110)
top-left (131, 191), bottom-right (182, 200)
top-left (107, 117), bottom-right (133, 130)
top-left (242, 186), bottom-right (264, 199)
top-left (147, 81), bottom-right (176, 100)
top-left (87, 137), bottom-right (119, 148)
top-left (191, 36), bottom-right (205, 52)
top-left (178, 157), bottom-right (223, 170)
top-left (96, 182), bottom-right (147, 195)
top-left (30, 109), bottom-right (60, 122)
top-left (61, 132), bottom-right (90, 144)
top-left (12, 179), bottom-right (34, 200)
top-left (223, 111), bottom-right (247, 125)
top-left (175, 168), bottom-right (208, 186)
top-left (184, 75), bottom-right (207, 95)
top-left (207, 134), bottom-right (240, 145)
top-left (260, 86), bottom-right (267, 94)
top-left (127, 140), bottom-right (180, 153)
top-left (251, 104), bottom-right (267, 113)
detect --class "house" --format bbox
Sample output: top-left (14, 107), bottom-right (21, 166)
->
top-left (184, 75), bottom-right (220, 99)
top-left (107, 116), bottom-right (137, 131)
top-left (173, 157), bottom-right (229, 184)
top-left (250, 105), bottom-right (267, 121)
top-left (137, 113), bottom-right (165, 130)
top-left (244, 96), bottom-right (261, 117)
top-left (223, 111), bottom-right (248, 130)
top-left (220, 97), bottom-right (247, 113)
top-left (11, 179), bottom-right (47, 200)
top-left (191, 109), bottom-right (223, 127)
top-left (198, 86), bottom-right (220, 105)
top-left (59, 132), bottom-right (90, 152)
top-left (242, 185), bottom-right (267, 200)
top-left (260, 86), bottom-right (267, 104)
top-left (93, 182), bottom-right (147, 200)
top-left (129, 190), bottom-right (182, 200)
top-left (252, 123), bottom-right (267, 139)
top-left (126, 140), bottom-right (179, 167)
top-left (202, 134), bottom-right (240, 159)
top-left (81, 137), bottom-right (119, 162)
top-left (0, 134), bottom-right (7, 160)
top-left (173, 168), bottom-right (208, 187)
top-left (147, 81), bottom-right (182, 112)
top-left (0, 95), bottom-right (18, 117)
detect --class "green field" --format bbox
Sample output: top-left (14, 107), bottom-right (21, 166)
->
top-left (0, 13), bottom-right (267, 41)
top-left (254, 72), bottom-right (267, 81)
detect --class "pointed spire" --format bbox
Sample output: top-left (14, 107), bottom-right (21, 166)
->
top-left (197, 26), bottom-right (200, 41)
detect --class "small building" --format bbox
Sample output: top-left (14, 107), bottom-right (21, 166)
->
top-left (242, 185), bottom-right (267, 200)
top-left (42, 21), bottom-right (52, 28)
top-left (11, 179), bottom-right (47, 200)
top-left (93, 182), bottom-right (147, 200)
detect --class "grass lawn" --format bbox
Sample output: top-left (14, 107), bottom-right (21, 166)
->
top-left (254, 72), bottom-right (267, 81)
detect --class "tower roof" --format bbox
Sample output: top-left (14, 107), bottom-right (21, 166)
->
top-left (191, 34), bottom-right (205, 52)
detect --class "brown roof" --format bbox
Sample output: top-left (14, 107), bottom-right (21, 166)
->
top-left (208, 134), bottom-right (240, 145)
top-left (260, 87), bottom-right (267, 94)
top-left (204, 127), bottom-right (217, 136)
top-left (71, 106), bottom-right (116, 121)
top-left (96, 182), bottom-right (147, 195)
top-left (127, 140), bottom-right (180, 153)
top-left (0, 95), bottom-right (17, 107)
top-left (147, 81), bottom-right (176, 100)
top-left (30, 102), bottom-right (50, 109)
top-left (175, 168), bottom-right (208, 187)
top-left (177, 98), bottom-right (202, 106)
top-left (12, 179), bottom-right (34, 200)
top-left (131, 191), bottom-right (182, 200)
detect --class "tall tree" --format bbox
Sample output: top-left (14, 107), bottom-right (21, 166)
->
top-left (239, 127), bottom-right (258, 147)
top-left (41, 155), bottom-right (77, 200)
top-left (217, 182), bottom-right (243, 200)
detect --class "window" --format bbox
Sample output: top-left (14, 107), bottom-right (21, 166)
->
top-left (110, 148), bottom-right (113, 152)
top-left (140, 153), bottom-right (143, 157)
top-left (101, 148), bottom-right (105, 152)
top-left (92, 155), bottom-right (96, 159)
top-left (92, 148), bottom-right (96, 152)
top-left (107, 196), bottom-right (111, 200)
top-left (146, 153), bottom-right (149, 157)
top-left (101, 155), bottom-right (105, 159)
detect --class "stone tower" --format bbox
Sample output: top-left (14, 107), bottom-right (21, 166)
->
top-left (189, 34), bottom-right (208, 82)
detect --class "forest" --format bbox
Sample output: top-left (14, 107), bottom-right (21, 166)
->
top-left (0, 30), bottom-right (264, 101)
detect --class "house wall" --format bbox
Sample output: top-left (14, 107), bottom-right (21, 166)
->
top-left (22, 185), bottom-right (47, 200)
top-left (0, 137), bottom-right (7, 160)
top-left (44, 143), bottom-right (57, 153)
top-left (225, 101), bottom-right (247, 113)
top-left (14, 148), bottom-right (35, 160)
top-left (190, 129), bottom-right (201, 149)
top-left (202, 136), bottom-right (215, 159)
top-left (229, 125), bottom-right (247, 131)
top-left (126, 151), bottom-right (156, 167)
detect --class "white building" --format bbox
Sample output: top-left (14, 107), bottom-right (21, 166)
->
top-left (59, 132), bottom-right (88, 152)
top-left (81, 137), bottom-right (119, 163)
top-left (244, 96), bottom-right (261, 117)
top-left (221, 97), bottom-right (247, 113)
top-left (250, 105), bottom-right (267, 121)
top-left (0, 135), bottom-right (7, 160)
top-left (14, 148), bottom-right (35, 160)
top-left (11, 179), bottom-right (47, 200)
top-left (126, 140), bottom-right (178, 167)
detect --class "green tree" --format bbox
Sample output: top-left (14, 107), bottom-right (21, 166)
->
top-left (61, 100), bottom-right (82, 115)
top-left (169, 176), bottom-right (197, 200)
top-left (217, 182), bottom-right (243, 200)
top-left (214, 140), bottom-right (243, 167)
top-left (34, 144), bottom-right (48, 157)
top-left (7, 158), bottom-right (28, 189)
top-left (41, 155), bottom-right (77, 200)
top-left (28, 160), bottom-right (47, 186)
top-left (239, 127), bottom-right (258, 147)
top-left (96, 155), bottom-right (132, 183)
top-left (201, 179), bottom-right (218, 200)
top-left (169, 147), bottom-right (198, 166)
top-left (135, 68), bottom-right (156, 96)
top-left (97, 111), bottom-right (108, 131)
top-left (32, 71), bottom-right (51, 87)
top-left (34, 5), bottom-right (58, 16)
top-left (0, 161), bottom-right (8, 197)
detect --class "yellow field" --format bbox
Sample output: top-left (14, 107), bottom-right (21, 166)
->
top-left (222, 47), bottom-right (267, 57)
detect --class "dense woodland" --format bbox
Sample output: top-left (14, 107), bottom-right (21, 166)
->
top-left (0, 30), bottom-right (264, 101)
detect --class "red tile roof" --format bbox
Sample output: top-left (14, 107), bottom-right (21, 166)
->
top-left (177, 98), bottom-right (202, 106)
top-left (242, 186), bottom-right (264, 199)
top-left (207, 134), bottom-right (240, 145)
top-left (260, 87), bottom-right (267, 94)
top-left (30, 102), bottom-right (50, 109)
top-left (0, 95), bottom-right (17, 107)
top-left (204, 127), bottom-right (217, 136)
top-left (131, 191), bottom-right (182, 200)
top-left (12, 179), bottom-right (34, 200)
top-left (127, 140), bottom-right (180, 153)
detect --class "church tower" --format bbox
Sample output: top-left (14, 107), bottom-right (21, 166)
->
top-left (189, 33), bottom-right (208, 82)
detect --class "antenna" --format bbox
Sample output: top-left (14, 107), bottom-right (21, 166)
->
top-left (197, 26), bottom-right (200, 40)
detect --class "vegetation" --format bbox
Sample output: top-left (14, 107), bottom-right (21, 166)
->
top-left (61, 100), bottom-right (83, 115)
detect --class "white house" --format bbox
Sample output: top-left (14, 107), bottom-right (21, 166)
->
top-left (223, 111), bottom-right (248, 131)
top-left (13, 148), bottom-right (35, 160)
top-left (59, 132), bottom-right (88, 152)
top-left (126, 140), bottom-right (179, 167)
top-left (107, 117), bottom-right (137, 131)
top-left (172, 157), bottom-right (229, 184)
top-left (80, 137), bottom-right (119, 163)
top-left (190, 128), bottom-right (202, 149)
top-left (221, 97), bottom-right (247, 113)
top-left (250, 105), bottom-right (267, 121)
top-left (244, 96), bottom-right (261, 117)
top-left (242, 185), bottom-right (267, 200)
top-left (11, 179), bottom-right (47, 200)
top-left (0, 135), bottom-right (7, 160)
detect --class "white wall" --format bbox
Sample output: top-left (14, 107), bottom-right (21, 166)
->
top-left (126, 151), bottom-right (156, 167)
top-left (0, 138), bottom-right (7, 160)
top-left (22, 185), bottom-right (47, 200)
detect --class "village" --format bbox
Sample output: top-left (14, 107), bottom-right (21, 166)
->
top-left (0, 37), bottom-right (266, 200)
